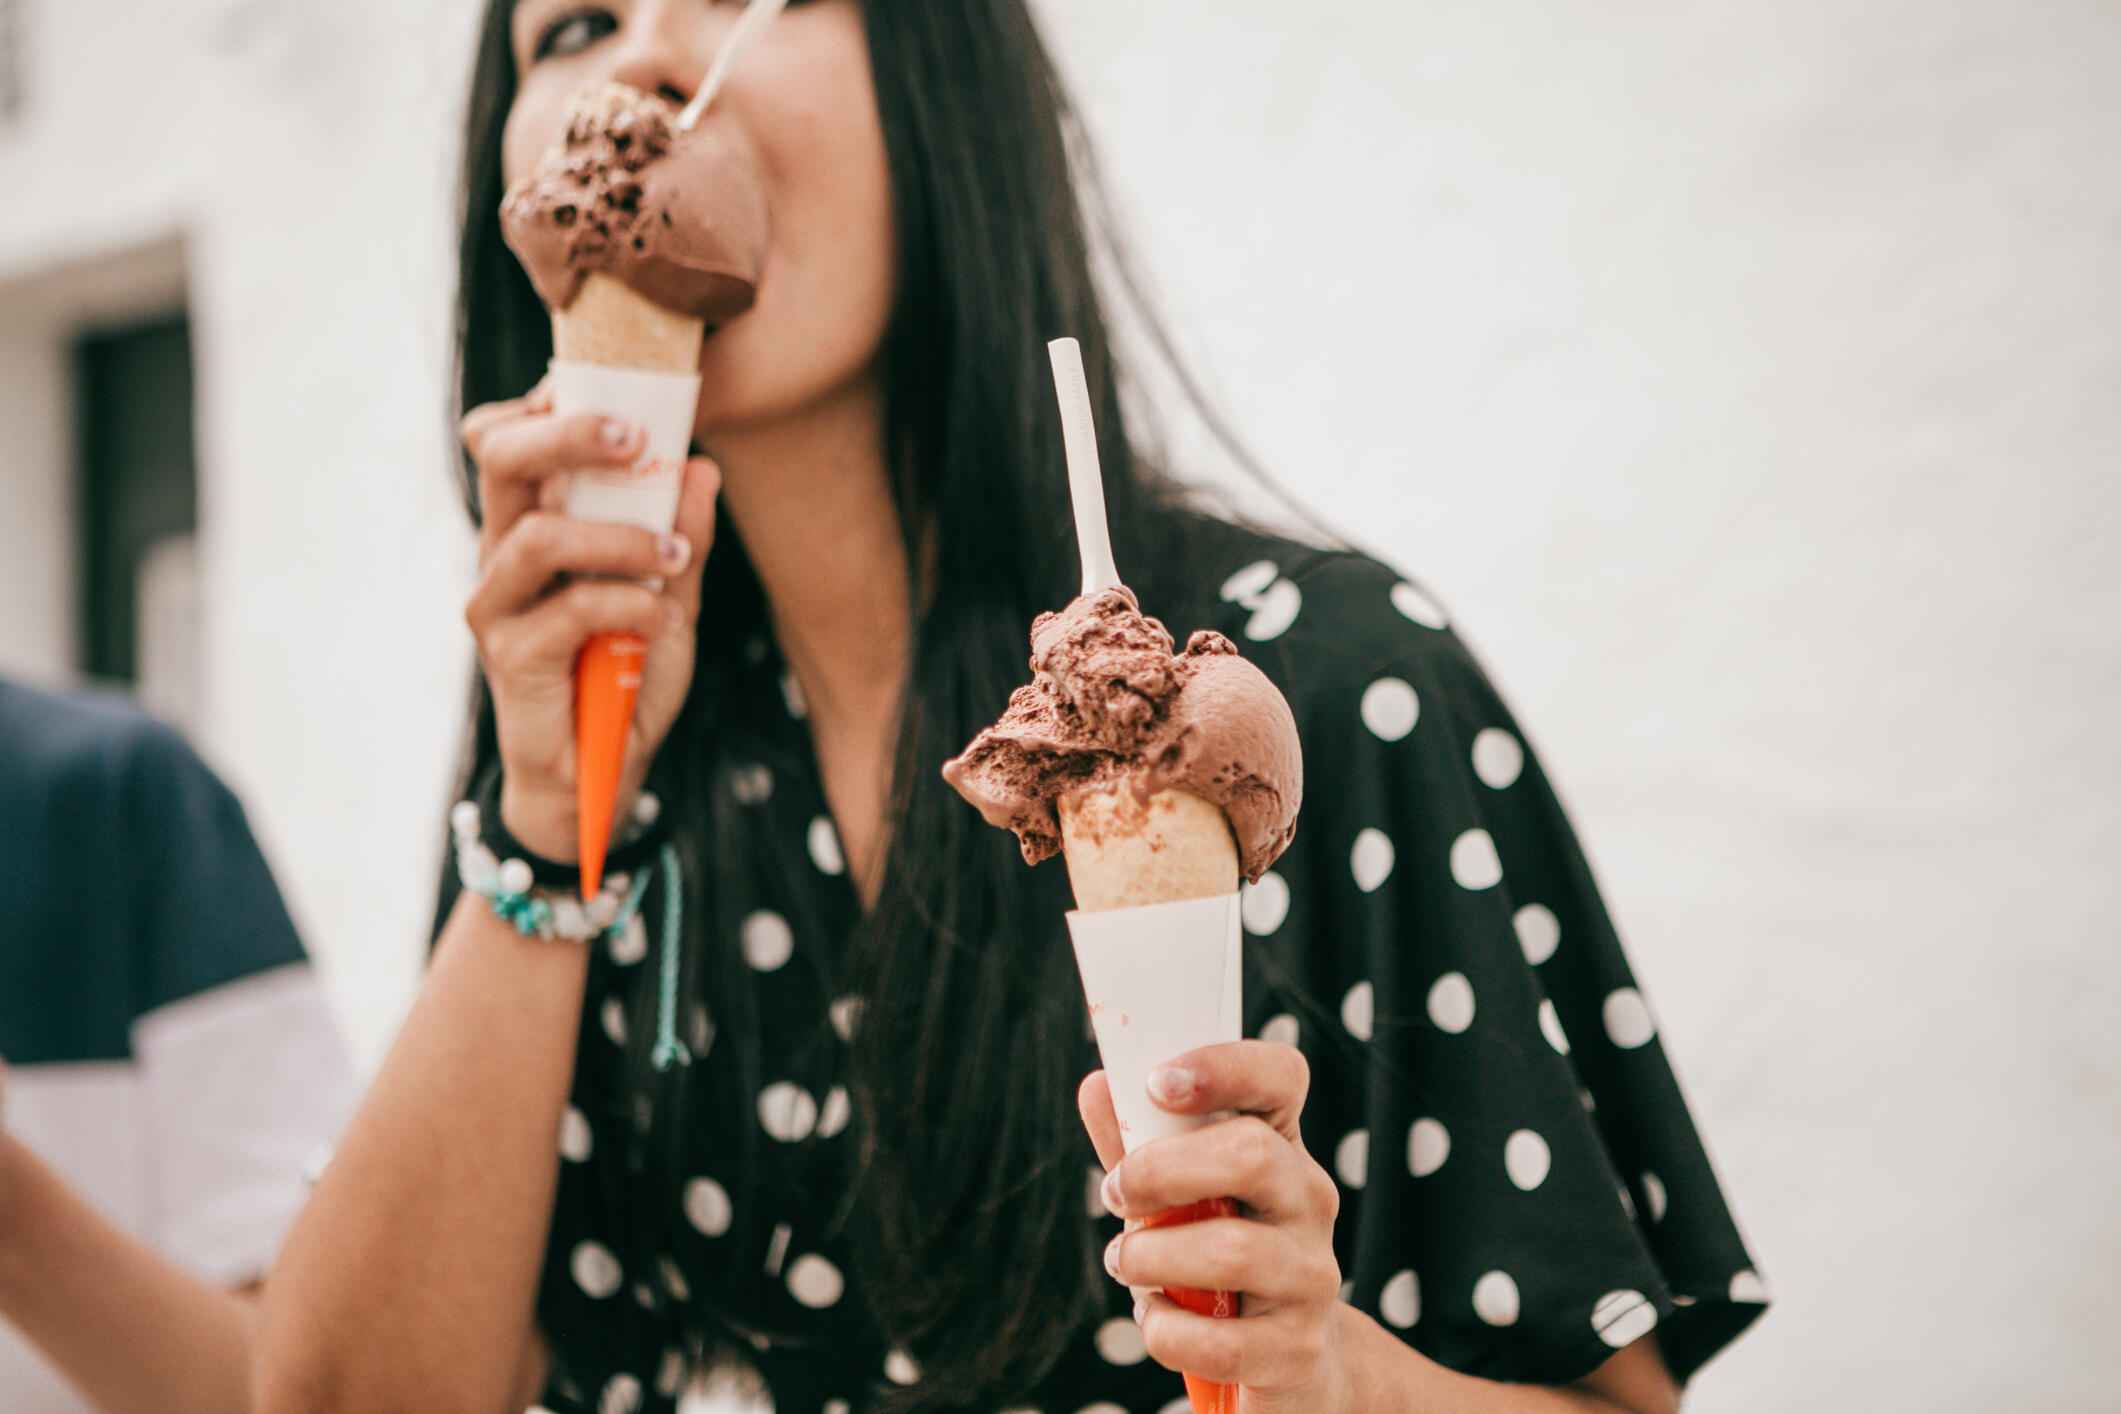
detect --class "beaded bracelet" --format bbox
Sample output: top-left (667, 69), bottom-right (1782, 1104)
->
top-left (450, 796), bottom-right (653, 942)
top-left (466, 764), bottom-right (667, 889)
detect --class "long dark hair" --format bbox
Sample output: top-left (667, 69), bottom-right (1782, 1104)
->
top-left (450, 2), bottom-right (1286, 1407)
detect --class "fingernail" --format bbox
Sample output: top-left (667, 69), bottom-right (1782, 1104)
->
top-left (1102, 1233), bottom-right (1123, 1281)
top-left (1100, 1168), bottom-right (1123, 1217)
top-left (601, 419), bottom-right (640, 450)
top-left (656, 533), bottom-right (691, 572)
top-left (1148, 1066), bottom-right (1196, 1105)
top-left (1133, 1295), bottom-right (1148, 1325)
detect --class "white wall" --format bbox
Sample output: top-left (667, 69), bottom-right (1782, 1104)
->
top-left (1, 1), bottom-right (2115, 1408)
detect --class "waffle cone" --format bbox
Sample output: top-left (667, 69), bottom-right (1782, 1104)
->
top-left (1058, 787), bottom-right (1238, 913)
top-left (552, 272), bottom-right (704, 370)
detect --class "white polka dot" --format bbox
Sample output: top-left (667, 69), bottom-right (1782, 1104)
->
top-left (817, 1085), bottom-right (851, 1139)
top-left (1730, 1269), bottom-right (1770, 1304)
top-left (829, 995), bottom-right (863, 1042)
top-left (1390, 581), bottom-right (1449, 630)
top-left (1593, 1289), bottom-right (1660, 1347)
top-left (689, 1005), bottom-right (715, 1057)
top-left (659, 1256), bottom-right (690, 1302)
top-left (758, 1082), bottom-right (819, 1141)
top-left (1087, 1165), bottom-right (1110, 1218)
top-left (1351, 829), bottom-right (1395, 892)
top-left (599, 1374), bottom-right (642, 1414)
top-left (1426, 972), bottom-right (1476, 1034)
top-left (808, 816), bottom-right (845, 875)
top-left (1504, 1130), bottom-right (1552, 1191)
top-left (1155, 1401), bottom-right (1190, 1414)
top-left (655, 1347), bottom-right (686, 1397)
top-left (1340, 980), bottom-right (1375, 1041)
top-left (1618, 1182), bottom-right (1637, 1221)
top-left (1472, 1270), bottom-right (1520, 1326)
top-left (1095, 1315), bottom-right (1148, 1365)
top-left (730, 762), bottom-right (774, 804)
top-left (631, 1282), bottom-right (655, 1309)
top-left (1241, 872), bottom-right (1290, 935)
top-left (1360, 678), bottom-right (1420, 741)
top-left (1259, 1012), bottom-right (1300, 1047)
top-left (780, 670), bottom-right (809, 720)
top-left (1471, 728), bottom-right (1525, 788)
top-left (1076, 1405), bottom-right (1129, 1414)
top-left (1381, 1269), bottom-right (1420, 1328)
top-left (822, 1403), bottom-right (850, 1414)
top-left (560, 1106), bottom-right (594, 1162)
top-left (787, 1253), bottom-right (845, 1309)
top-left (1408, 1118), bottom-right (1451, 1177)
top-left (1219, 560), bottom-right (1279, 602)
top-left (763, 1222), bottom-right (792, 1278)
top-left (1603, 988), bottom-right (1657, 1049)
top-left (601, 996), bottom-right (629, 1046)
top-left (683, 1177), bottom-right (732, 1237)
top-left (1243, 579), bottom-right (1303, 641)
top-left (1539, 998), bottom-right (1570, 1054)
top-left (571, 1240), bottom-right (624, 1299)
top-left (608, 913), bottom-right (649, 966)
top-left (1642, 1171), bottom-right (1668, 1224)
top-left (741, 910), bottom-right (795, 971)
top-left (1334, 1129), bottom-right (1370, 1189)
top-left (1449, 828), bottom-right (1503, 891)
top-left (884, 1349), bottom-right (921, 1385)
top-left (1514, 904), bottom-right (1561, 964)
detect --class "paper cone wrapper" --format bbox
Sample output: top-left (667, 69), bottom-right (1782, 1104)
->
top-left (546, 281), bottom-right (703, 894)
top-left (1068, 893), bottom-right (1243, 1153)
top-left (1070, 893), bottom-right (1244, 1414)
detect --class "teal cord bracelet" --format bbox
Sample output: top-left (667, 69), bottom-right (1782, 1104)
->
top-left (650, 843), bottom-right (690, 1073)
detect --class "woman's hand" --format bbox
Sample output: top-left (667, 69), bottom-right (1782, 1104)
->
top-left (459, 381), bottom-right (720, 861)
top-left (1078, 1042), bottom-right (1349, 1413)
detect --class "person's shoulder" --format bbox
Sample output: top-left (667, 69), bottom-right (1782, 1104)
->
top-left (1184, 532), bottom-right (1472, 686)
top-left (0, 677), bottom-right (199, 800)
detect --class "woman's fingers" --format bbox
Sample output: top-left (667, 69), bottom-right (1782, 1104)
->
top-left (1103, 1218), bottom-right (1335, 1308)
top-left (469, 409), bottom-right (646, 559)
top-left (476, 579), bottom-right (677, 694)
top-left (662, 457), bottom-right (723, 620)
top-left (466, 514), bottom-right (690, 632)
top-left (1131, 1290), bottom-right (1332, 1391)
top-left (1102, 1116), bottom-right (1336, 1228)
top-left (1076, 1070), bottom-right (1125, 1173)
top-left (1147, 1040), bottom-right (1311, 1142)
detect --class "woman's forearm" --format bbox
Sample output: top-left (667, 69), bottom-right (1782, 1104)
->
top-left (0, 1135), bottom-right (257, 1414)
top-left (1332, 1304), bottom-right (1680, 1414)
top-left (254, 895), bottom-right (588, 1414)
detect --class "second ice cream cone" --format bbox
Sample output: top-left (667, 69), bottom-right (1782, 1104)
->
top-left (1057, 786), bottom-right (1238, 909)
top-left (1062, 786), bottom-right (1242, 1414)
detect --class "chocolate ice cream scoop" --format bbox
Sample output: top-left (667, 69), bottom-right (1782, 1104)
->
top-left (943, 587), bottom-right (1303, 880)
top-left (500, 83), bottom-right (768, 323)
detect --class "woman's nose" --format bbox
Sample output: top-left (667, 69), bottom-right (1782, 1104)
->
top-left (606, 2), bottom-right (731, 108)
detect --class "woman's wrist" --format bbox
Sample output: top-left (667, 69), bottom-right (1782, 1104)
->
top-left (496, 777), bottom-right (580, 864)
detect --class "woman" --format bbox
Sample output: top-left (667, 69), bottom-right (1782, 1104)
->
top-left (256, 3), bottom-right (1765, 1412)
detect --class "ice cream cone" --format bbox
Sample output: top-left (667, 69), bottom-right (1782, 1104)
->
top-left (553, 272), bottom-right (705, 371)
top-left (549, 273), bottom-right (704, 895)
top-left (1061, 786), bottom-right (1242, 1414)
top-left (1057, 786), bottom-right (1238, 909)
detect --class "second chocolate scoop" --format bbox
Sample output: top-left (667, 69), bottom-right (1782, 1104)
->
top-left (942, 587), bottom-right (1304, 881)
top-left (501, 83), bottom-right (768, 324)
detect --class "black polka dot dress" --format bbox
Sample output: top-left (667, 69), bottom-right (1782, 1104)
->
top-left (531, 545), bottom-right (1767, 1414)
